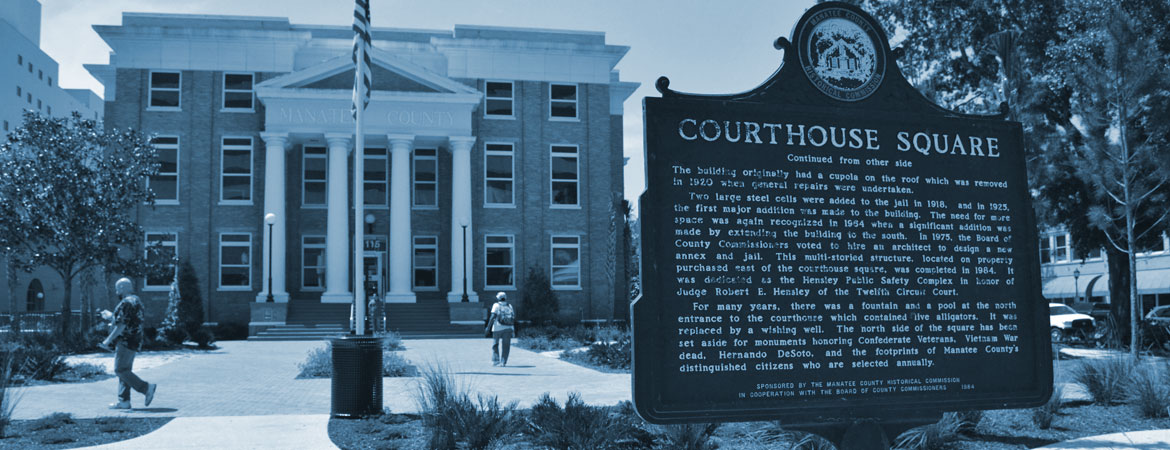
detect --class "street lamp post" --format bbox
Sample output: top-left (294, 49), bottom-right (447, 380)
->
top-left (264, 213), bottom-right (276, 303)
top-left (460, 217), bottom-right (469, 303)
top-left (1073, 268), bottom-right (1081, 304)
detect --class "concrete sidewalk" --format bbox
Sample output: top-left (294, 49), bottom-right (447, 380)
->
top-left (16, 339), bottom-right (1170, 450)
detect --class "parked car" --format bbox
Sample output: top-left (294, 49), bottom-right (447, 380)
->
top-left (1146, 305), bottom-right (1170, 326)
top-left (1050, 303), bottom-right (1095, 342)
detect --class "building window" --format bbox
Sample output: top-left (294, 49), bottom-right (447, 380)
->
top-left (413, 236), bottom-right (438, 290)
top-left (1040, 233), bottom-right (1070, 264)
top-left (364, 147), bottom-right (387, 206)
top-left (485, 143), bottom-right (514, 206)
top-left (36, 99), bottom-right (41, 110)
top-left (150, 136), bottom-right (179, 203)
top-left (549, 83), bottom-right (577, 119)
top-left (26, 93), bottom-right (31, 104)
top-left (46, 106), bottom-right (50, 116)
top-left (47, 76), bottom-right (52, 87)
top-left (15, 86), bottom-right (20, 98)
top-left (223, 73), bottom-right (254, 110)
top-left (413, 148), bottom-right (437, 208)
top-left (219, 233), bottom-right (252, 289)
top-left (551, 235), bottom-right (581, 289)
top-left (485, 235), bottom-right (515, 288)
top-left (37, 69), bottom-right (42, 80)
top-left (2, 121), bottom-right (7, 131)
top-left (27, 63), bottom-right (32, 73)
top-left (16, 54), bottom-right (21, 65)
top-left (221, 137), bottom-right (253, 203)
top-left (484, 81), bottom-right (514, 117)
top-left (302, 236), bottom-right (326, 290)
top-left (551, 145), bottom-right (579, 207)
top-left (303, 146), bottom-right (327, 206)
top-left (144, 232), bottom-right (178, 289)
top-left (149, 71), bottom-right (181, 109)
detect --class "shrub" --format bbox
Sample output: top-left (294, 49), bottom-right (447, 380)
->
top-left (160, 326), bottom-right (186, 346)
top-left (1033, 385), bottom-right (1063, 429)
top-left (954, 410), bottom-right (983, 434)
top-left (414, 364), bottom-right (515, 449)
top-left (296, 345), bottom-right (332, 379)
top-left (1074, 357), bottom-right (1134, 405)
top-left (298, 344), bottom-right (413, 379)
top-left (525, 392), bottom-right (647, 449)
top-left (893, 412), bottom-right (964, 450)
top-left (382, 331), bottom-right (404, 351)
top-left (210, 321), bottom-right (249, 341)
top-left (520, 267), bottom-right (559, 326)
top-left (1129, 363), bottom-right (1170, 418)
top-left (30, 412), bottom-right (75, 431)
top-left (191, 327), bottom-right (216, 349)
top-left (656, 423), bottom-right (720, 450)
top-left (64, 362), bottom-right (107, 381)
top-left (382, 351), bottom-right (413, 377)
top-left (0, 352), bottom-right (24, 438)
top-left (176, 262), bottom-right (205, 339)
top-left (20, 340), bottom-right (68, 381)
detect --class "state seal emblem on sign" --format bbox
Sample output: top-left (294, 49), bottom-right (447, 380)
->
top-left (799, 7), bottom-right (885, 102)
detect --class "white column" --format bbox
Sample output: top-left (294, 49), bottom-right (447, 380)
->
top-left (447, 136), bottom-right (479, 302)
top-left (321, 134), bottom-right (352, 303)
top-left (257, 132), bottom-right (289, 303)
top-left (385, 134), bottom-right (416, 303)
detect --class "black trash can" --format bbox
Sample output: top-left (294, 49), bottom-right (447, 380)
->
top-left (330, 335), bottom-right (383, 418)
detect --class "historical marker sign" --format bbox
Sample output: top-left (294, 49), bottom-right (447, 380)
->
top-left (633, 2), bottom-right (1051, 424)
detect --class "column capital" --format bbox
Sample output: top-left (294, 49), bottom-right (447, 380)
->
top-left (259, 132), bottom-right (289, 148)
top-left (387, 134), bottom-right (416, 148)
top-left (324, 133), bottom-right (352, 148)
top-left (448, 136), bottom-right (476, 152)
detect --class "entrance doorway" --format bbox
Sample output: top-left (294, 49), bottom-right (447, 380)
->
top-left (362, 251), bottom-right (384, 301)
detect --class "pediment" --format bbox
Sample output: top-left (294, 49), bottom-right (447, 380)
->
top-left (257, 47), bottom-right (477, 96)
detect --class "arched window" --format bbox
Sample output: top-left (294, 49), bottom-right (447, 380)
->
top-left (26, 279), bottom-right (44, 312)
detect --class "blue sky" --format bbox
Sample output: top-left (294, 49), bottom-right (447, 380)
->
top-left (40, 0), bottom-right (817, 204)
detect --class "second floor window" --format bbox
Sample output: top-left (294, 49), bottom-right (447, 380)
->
top-left (364, 147), bottom-right (387, 206)
top-left (303, 147), bottom-right (327, 206)
top-left (485, 143), bottom-right (514, 206)
top-left (221, 137), bottom-right (253, 203)
top-left (149, 71), bottom-right (181, 109)
top-left (551, 145), bottom-right (579, 206)
top-left (223, 73), bottom-right (254, 110)
top-left (413, 149), bottom-right (437, 207)
top-left (150, 136), bottom-right (179, 203)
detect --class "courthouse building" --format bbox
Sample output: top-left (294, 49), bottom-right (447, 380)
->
top-left (40, 12), bottom-right (638, 334)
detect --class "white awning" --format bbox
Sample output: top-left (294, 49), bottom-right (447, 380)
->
top-left (1137, 269), bottom-right (1170, 294)
top-left (1042, 276), bottom-right (1077, 298)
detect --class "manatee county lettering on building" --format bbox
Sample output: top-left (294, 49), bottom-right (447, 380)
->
top-left (633, 2), bottom-right (1050, 425)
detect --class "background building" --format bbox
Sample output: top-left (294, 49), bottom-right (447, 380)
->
top-left (65, 13), bottom-right (638, 335)
top-left (1040, 229), bottom-right (1170, 315)
top-left (0, 0), bottom-right (106, 324)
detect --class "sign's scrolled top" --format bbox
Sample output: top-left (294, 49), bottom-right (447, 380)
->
top-left (634, 1), bottom-right (1049, 425)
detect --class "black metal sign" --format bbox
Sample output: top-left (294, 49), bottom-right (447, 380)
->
top-left (633, 2), bottom-right (1051, 424)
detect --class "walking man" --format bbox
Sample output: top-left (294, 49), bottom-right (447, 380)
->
top-left (100, 277), bottom-right (157, 409)
top-left (487, 292), bottom-right (515, 366)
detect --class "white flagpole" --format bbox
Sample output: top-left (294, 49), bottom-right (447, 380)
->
top-left (352, 1), bottom-right (368, 336)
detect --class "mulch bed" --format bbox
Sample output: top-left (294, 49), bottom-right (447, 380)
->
top-left (329, 413), bottom-right (428, 450)
top-left (0, 415), bottom-right (171, 449)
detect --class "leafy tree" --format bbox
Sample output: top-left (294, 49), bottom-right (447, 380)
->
top-left (520, 266), bottom-right (559, 326)
top-left (1054, 4), bottom-right (1170, 355)
top-left (0, 112), bottom-right (159, 336)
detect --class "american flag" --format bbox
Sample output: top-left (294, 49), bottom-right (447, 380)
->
top-left (352, 0), bottom-right (372, 119)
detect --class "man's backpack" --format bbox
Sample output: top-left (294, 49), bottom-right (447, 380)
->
top-left (498, 305), bottom-right (515, 326)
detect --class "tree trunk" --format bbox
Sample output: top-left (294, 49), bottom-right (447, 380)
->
top-left (1127, 203), bottom-right (1140, 358)
top-left (59, 273), bottom-right (73, 337)
top-left (1107, 245), bottom-right (1130, 349)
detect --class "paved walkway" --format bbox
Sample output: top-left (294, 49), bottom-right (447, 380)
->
top-left (9, 340), bottom-right (1169, 449)
top-left (15, 339), bottom-right (630, 420)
